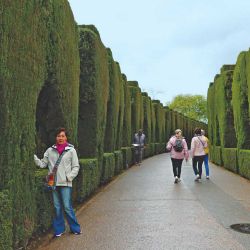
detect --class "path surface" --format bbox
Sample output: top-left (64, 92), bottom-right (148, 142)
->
top-left (37, 153), bottom-right (250, 250)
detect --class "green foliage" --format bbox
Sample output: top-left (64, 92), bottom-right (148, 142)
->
top-left (34, 170), bottom-right (54, 234)
top-left (77, 159), bottom-right (99, 202)
top-left (102, 153), bottom-right (115, 183)
top-left (78, 25), bottom-right (109, 172)
top-left (152, 100), bottom-right (165, 143)
top-left (232, 52), bottom-right (250, 149)
top-left (168, 94), bottom-right (207, 123)
top-left (222, 148), bottom-right (238, 173)
top-left (114, 150), bottom-right (123, 175)
top-left (210, 146), bottom-right (223, 166)
top-left (104, 50), bottom-right (121, 152)
top-left (0, 1), bottom-right (79, 248)
top-left (142, 95), bottom-right (152, 145)
top-left (0, 190), bottom-right (13, 250)
top-left (238, 150), bottom-right (250, 179)
top-left (122, 75), bottom-right (132, 147)
top-left (121, 147), bottom-right (132, 169)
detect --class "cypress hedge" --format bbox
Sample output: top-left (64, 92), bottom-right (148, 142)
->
top-left (142, 94), bottom-right (152, 145)
top-left (102, 153), bottom-right (115, 183)
top-left (232, 51), bottom-right (250, 149)
top-left (114, 150), bottom-right (123, 175)
top-left (104, 49), bottom-right (121, 152)
top-left (77, 159), bottom-right (99, 202)
top-left (0, 1), bottom-right (79, 247)
top-left (222, 148), bottom-right (238, 173)
top-left (238, 150), bottom-right (250, 178)
top-left (77, 25), bottom-right (109, 185)
top-left (122, 75), bottom-right (132, 147)
top-left (121, 147), bottom-right (133, 169)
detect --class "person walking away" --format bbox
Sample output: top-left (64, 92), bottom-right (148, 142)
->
top-left (191, 127), bottom-right (207, 182)
top-left (34, 127), bottom-right (82, 237)
top-left (133, 129), bottom-right (146, 165)
top-left (166, 129), bottom-right (189, 183)
top-left (201, 129), bottom-right (210, 179)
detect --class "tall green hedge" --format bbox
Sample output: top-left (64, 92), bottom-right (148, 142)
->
top-left (78, 25), bottom-right (109, 164)
top-left (232, 51), bottom-right (250, 149)
top-left (0, 190), bottom-right (13, 250)
top-left (142, 93), bottom-right (152, 144)
top-left (128, 81), bottom-right (142, 138)
top-left (102, 153), bottom-right (115, 184)
top-left (122, 75), bottom-right (132, 147)
top-left (0, 1), bottom-right (79, 248)
top-left (104, 49), bottom-right (121, 152)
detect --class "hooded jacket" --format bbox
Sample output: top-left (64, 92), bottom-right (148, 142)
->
top-left (166, 136), bottom-right (189, 160)
top-left (34, 144), bottom-right (80, 187)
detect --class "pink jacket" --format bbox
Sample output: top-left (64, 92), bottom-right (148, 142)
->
top-left (166, 136), bottom-right (189, 160)
top-left (190, 135), bottom-right (207, 157)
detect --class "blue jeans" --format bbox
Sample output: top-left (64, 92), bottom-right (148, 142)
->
top-left (52, 186), bottom-right (81, 235)
top-left (204, 154), bottom-right (209, 176)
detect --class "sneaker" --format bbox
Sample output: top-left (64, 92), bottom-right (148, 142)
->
top-left (174, 176), bottom-right (178, 183)
top-left (178, 178), bottom-right (181, 182)
top-left (206, 176), bottom-right (210, 179)
top-left (195, 174), bottom-right (200, 181)
top-left (55, 232), bottom-right (64, 237)
top-left (72, 230), bottom-right (82, 235)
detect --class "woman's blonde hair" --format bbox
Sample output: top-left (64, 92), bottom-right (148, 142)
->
top-left (175, 129), bottom-right (182, 134)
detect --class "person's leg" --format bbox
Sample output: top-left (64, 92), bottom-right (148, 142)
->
top-left (176, 159), bottom-right (183, 178)
top-left (197, 155), bottom-right (205, 178)
top-left (60, 187), bottom-right (81, 234)
top-left (52, 187), bottom-right (66, 236)
top-left (135, 148), bottom-right (139, 164)
top-left (139, 147), bottom-right (144, 163)
top-left (192, 157), bottom-right (198, 175)
top-left (171, 158), bottom-right (178, 177)
top-left (204, 154), bottom-right (209, 177)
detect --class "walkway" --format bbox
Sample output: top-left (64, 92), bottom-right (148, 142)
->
top-left (38, 153), bottom-right (250, 250)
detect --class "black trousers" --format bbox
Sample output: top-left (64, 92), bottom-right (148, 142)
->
top-left (171, 158), bottom-right (183, 178)
top-left (192, 155), bottom-right (205, 177)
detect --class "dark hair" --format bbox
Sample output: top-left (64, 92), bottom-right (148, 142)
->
top-left (194, 127), bottom-right (201, 135)
top-left (55, 127), bottom-right (68, 137)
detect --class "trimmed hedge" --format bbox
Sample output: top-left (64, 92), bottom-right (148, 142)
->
top-left (232, 52), bottom-right (250, 149)
top-left (222, 148), bottom-right (238, 173)
top-left (142, 95), bottom-right (152, 145)
top-left (0, 190), bottom-right (13, 250)
top-left (121, 147), bottom-right (132, 169)
top-left (0, 1), bottom-right (79, 248)
top-left (34, 170), bottom-right (54, 234)
top-left (104, 50), bottom-right (121, 152)
top-left (76, 159), bottom-right (99, 202)
top-left (114, 150), bottom-right (123, 175)
top-left (210, 146), bottom-right (223, 166)
top-left (78, 25), bottom-right (109, 161)
top-left (122, 75), bottom-right (132, 147)
top-left (102, 153), bottom-right (115, 184)
top-left (238, 150), bottom-right (250, 179)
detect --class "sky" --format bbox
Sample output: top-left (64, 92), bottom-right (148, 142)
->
top-left (68, 0), bottom-right (250, 104)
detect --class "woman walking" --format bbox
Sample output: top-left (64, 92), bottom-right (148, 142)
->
top-left (167, 129), bottom-right (189, 183)
top-left (191, 127), bottom-right (207, 182)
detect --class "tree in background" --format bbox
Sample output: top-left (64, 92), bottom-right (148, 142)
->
top-left (167, 94), bottom-right (207, 123)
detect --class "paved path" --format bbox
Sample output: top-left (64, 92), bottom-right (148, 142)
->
top-left (38, 153), bottom-right (250, 250)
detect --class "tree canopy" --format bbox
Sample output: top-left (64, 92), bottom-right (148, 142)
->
top-left (167, 94), bottom-right (207, 123)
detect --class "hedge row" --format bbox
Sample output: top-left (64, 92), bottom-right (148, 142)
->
top-left (1, 3), bottom-right (207, 248)
top-left (207, 50), bottom-right (250, 179)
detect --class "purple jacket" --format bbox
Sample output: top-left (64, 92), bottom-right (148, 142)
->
top-left (166, 136), bottom-right (189, 160)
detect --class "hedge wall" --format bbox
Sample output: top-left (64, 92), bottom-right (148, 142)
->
top-left (102, 153), bottom-right (115, 184)
top-left (0, 1), bottom-right (79, 248)
top-left (128, 81), bottom-right (142, 138)
top-left (104, 49), bottom-right (121, 152)
top-left (114, 150), bottom-right (123, 175)
top-left (121, 147), bottom-right (133, 169)
top-left (0, 190), bottom-right (13, 250)
top-left (142, 93), bottom-right (152, 145)
top-left (238, 150), bottom-right (250, 179)
top-left (122, 75), bottom-right (132, 147)
top-left (77, 159), bottom-right (99, 202)
top-left (78, 25), bottom-right (109, 170)
top-left (152, 100), bottom-right (165, 143)
top-left (222, 148), bottom-right (238, 173)
top-left (232, 51), bottom-right (250, 149)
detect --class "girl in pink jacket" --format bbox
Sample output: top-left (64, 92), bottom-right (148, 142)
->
top-left (166, 129), bottom-right (189, 183)
top-left (190, 127), bottom-right (207, 181)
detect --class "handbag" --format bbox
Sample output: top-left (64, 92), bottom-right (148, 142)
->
top-left (44, 151), bottom-right (67, 191)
